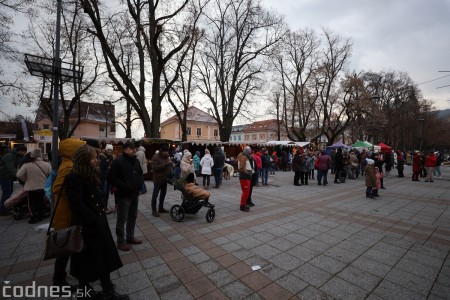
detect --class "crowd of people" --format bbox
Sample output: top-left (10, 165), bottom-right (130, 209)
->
top-left (0, 138), bottom-right (447, 299)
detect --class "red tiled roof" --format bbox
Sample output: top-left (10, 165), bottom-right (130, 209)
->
top-left (243, 119), bottom-right (285, 133)
top-left (161, 106), bottom-right (217, 126)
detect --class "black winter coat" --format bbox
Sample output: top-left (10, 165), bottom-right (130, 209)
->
top-left (213, 150), bottom-right (225, 168)
top-left (65, 173), bottom-right (122, 282)
top-left (261, 154), bottom-right (271, 168)
top-left (107, 154), bottom-right (144, 198)
top-left (292, 154), bottom-right (302, 172)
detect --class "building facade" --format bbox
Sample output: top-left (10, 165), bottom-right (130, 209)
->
top-left (33, 100), bottom-right (116, 154)
top-left (229, 119), bottom-right (289, 143)
top-left (160, 106), bottom-right (221, 142)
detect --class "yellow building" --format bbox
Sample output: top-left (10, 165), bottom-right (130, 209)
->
top-left (160, 106), bottom-right (221, 142)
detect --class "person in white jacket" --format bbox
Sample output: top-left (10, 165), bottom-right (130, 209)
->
top-left (200, 149), bottom-right (214, 189)
top-left (180, 151), bottom-right (195, 178)
top-left (16, 148), bottom-right (51, 223)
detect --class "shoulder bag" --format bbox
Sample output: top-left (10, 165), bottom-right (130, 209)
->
top-left (43, 178), bottom-right (84, 261)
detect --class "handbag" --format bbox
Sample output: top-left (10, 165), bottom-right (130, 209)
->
top-left (43, 178), bottom-right (84, 261)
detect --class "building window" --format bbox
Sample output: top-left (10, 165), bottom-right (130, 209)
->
top-left (260, 134), bottom-right (266, 140)
top-left (99, 125), bottom-right (105, 132)
top-left (252, 134), bottom-right (257, 141)
top-left (186, 127), bottom-right (191, 135)
top-left (214, 129), bottom-right (218, 137)
top-left (244, 135), bottom-right (249, 141)
top-left (43, 124), bottom-right (50, 130)
top-left (238, 135), bottom-right (241, 141)
top-left (196, 128), bottom-right (202, 136)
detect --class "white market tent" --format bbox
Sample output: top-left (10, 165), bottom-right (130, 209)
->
top-left (264, 140), bottom-right (310, 148)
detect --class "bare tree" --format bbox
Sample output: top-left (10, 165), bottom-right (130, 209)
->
top-left (80, 0), bottom-right (191, 138)
top-left (313, 29), bottom-right (353, 145)
top-left (25, 1), bottom-right (100, 139)
top-left (196, 0), bottom-right (284, 141)
top-left (272, 28), bottom-right (320, 141)
top-left (164, 0), bottom-right (208, 141)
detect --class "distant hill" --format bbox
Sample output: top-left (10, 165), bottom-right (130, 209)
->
top-left (437, 109), bottom-right (450, 119)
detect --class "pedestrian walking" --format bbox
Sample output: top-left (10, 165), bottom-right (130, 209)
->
top-left (150, 144), bottom-right (173, 217)
top-left (200, 149), bottom-right (214, 189)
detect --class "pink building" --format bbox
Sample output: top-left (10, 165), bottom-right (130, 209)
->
top-left (33, 100), bottom-right (115, 155)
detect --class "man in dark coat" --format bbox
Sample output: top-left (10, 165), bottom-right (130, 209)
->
top-left (0, 145), bottom-right (27, 215)
top-left (150, 144), bottom-right (173, 217)
top-left (333, 148), bottom-right (343, 183)
top-left (212, 147), bottom-right (225, 188)
top-left (292, 151), bottom-right (302, 186)
top-left (108, 141), bottom-right (144, 252)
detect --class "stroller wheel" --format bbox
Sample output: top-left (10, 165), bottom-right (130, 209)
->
top-left (13, 211), bottom-right (22, 220)
top-left (170, 205), bottom-right (185, 222)
top-left (206, 208), bottom-right (215, 223)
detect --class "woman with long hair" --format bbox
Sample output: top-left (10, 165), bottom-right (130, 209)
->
top-left (65, 145), bottom-right (128, 300)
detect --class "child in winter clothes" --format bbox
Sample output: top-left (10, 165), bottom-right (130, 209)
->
top-left (184, 173), bottom-right (213, 207)
top-left (372, 167), bottom-right (384, 197)
top-left (364, 159), bottom-right (376, 198)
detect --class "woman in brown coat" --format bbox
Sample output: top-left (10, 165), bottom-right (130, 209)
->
top-left (364, 159), bottom-right (376, 198)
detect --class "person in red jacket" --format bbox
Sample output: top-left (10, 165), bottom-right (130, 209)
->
top-left (412, 151), bottom-right (421, 181)
top-left (424, 151), bottom-right (437, 182)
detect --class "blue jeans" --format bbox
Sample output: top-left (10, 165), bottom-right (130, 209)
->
top-left (151, 182), bottom-right (167, 210)
top-left (260, 168), bottom-right (268, 186)
top-left (269, 166), bottom-right (275, 176)
top-left (317, 170), bottom-right (328, 185)
top-left (115, 196), bottom-right (138, 243)
top-left (0, 178), bottom-right (14, 213)
top-left (213, 167), bottom-right (223, 187)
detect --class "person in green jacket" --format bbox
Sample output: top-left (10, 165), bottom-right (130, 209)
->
top-left (0, 145), bottom-right (27, 215)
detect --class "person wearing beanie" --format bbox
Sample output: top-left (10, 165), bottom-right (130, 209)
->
top-left (237, 146), bottom-right (253, 212)
top-left (16, 148), bottom-right (52, 223)
top-left (364, 158), bottom-right (376, 198)
top-left (180, 151), bottom-right (195, 178)
top-left (107, 140), bottom-right (144, 251)
top-left (98, 144), bottom-right (116, 212)
top-left (150, 144), bottom-right (174, 217)
top-left (212, 147), bottom-right (225, 188)
top-left (65, 145), bottom-right (128, 300)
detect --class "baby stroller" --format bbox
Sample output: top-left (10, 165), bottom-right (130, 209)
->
top-left (170, 175), bottom-right (215, 223)
top-left (4, 188), bottom-right (29, 220)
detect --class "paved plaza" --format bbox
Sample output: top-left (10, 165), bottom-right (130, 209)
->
top-left (1, 165), bottom-right (449, 299)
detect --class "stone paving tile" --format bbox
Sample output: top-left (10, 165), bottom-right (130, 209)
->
top-left (336, 265), bottom-right (382, 292)
top-left (207, 269), bottom-right (237, 288)
top-left (275, 273), bottom-right (308, 295)
top-left (351, 256), bottom-right (393, 278)
top-left (291, 262), bottom-right (333, 288)
top-left (297, 285), bottom-right (333, 300)
top-left (372, 279), bottom-right (423, 300)
top-left (320, 276), bottom-right (368, 300)
top-left (220, 280), bottom-right (254, 300)
top-left (309, 254), bottom-right (347, 275)
top-left (1, 168), bottom-right (450, 299)
top-left (384, 268), bottom-right (434, 296)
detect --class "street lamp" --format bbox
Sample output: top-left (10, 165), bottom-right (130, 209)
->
top-left (103, 100), bottom-right (112, 138)
top-left (370, 95), bottom-right (381, 153)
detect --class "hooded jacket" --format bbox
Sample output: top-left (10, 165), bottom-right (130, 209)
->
top-left (52, 138), bottom-right (86, 230)
top-left (200, 154), bottom-right (214, 175)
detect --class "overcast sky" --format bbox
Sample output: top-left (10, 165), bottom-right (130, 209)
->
top-left (261, 0), bottom-right (450, 109)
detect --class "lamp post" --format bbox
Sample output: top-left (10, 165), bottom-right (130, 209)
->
top-left (103, 100), bottom-right (112, 138)
top-left (370, 95), bottom-right (381, 153)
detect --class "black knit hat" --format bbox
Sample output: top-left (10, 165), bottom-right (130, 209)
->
top-left (85, 139), bottom-right (101, 149)
top-left (123, 140), bottom-right (136, 149)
